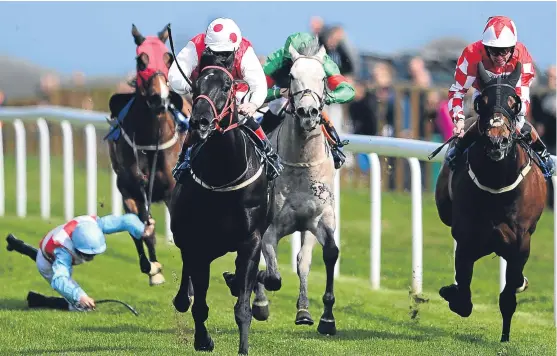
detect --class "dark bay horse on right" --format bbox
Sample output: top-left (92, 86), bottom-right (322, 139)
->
top-left (435, 62), bottom-right (548, 342)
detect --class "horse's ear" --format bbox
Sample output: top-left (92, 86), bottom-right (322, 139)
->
top-left (315, 45), bottom-right (327, 62)
top-left (288, 44), bottom-right (300, 62)
top-left (477, 61), bottom-right (492, 87)
top-left (507, 62), bottom-right (522, 87)
top-left (158, 23), bottom-right (170, 43)
top-left (131, 24), bottom-right (145, 46)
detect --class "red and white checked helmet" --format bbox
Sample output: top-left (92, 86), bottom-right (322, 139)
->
top-left (205, 18), bottom-right (242, 52)
top-left (482, 16), bottom-right (518, 48)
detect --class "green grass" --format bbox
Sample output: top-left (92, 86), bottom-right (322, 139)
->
top-left (0, 156), bottom-right (555, 355)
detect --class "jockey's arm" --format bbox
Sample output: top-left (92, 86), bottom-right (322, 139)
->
top-left (168, 41), bottom-right (198, 95)
top-left (50, 248), bottom-right (87, 307)
top-left (514, 47), bottom-right (536, 123)
top-left (322, 55), bottom-right (355, 104)
top-left (448, 46), bottom-right (476, 122)
top-left (96, 214), bottom-right (146, 240)
top-left (263, 47), bottom-right (287, 103)
top-left (240, 46), bottom-right (267, 109)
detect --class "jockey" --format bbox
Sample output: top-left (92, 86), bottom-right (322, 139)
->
top-left (168, 18), bottom-right (283, 181)
top-left (261, 32), bottom-right (355, 169)
top-left (6, 214), bottom-right (155, 311)
top-left (445, 15), bottom-right (556, 177)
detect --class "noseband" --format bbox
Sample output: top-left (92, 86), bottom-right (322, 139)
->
top-left (287, 57), bottom-right (327, 120)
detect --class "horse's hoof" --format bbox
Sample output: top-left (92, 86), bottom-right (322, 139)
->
top-left (295, 309), bottom-right (314, 326)
top-left (149, 262), bottom-right (162, 276)
top-left (440, 284), bottom-right (472, 317)
top-left (449, 300), bottom-right (473, 317)
top-left (516, 277), bottom-right (529, 293)
top-left (173, 293), bottom-right (192, 313)
top-left (194, 334), bottom-right (214, 352)
top-left (439, 284), bottom-right (459, 301)
top-left (500, 333), bottom-right (510, 342)
top-left (252, 301), bottom-right (269, 321)
top-left (263, 276), bottom-right (282, 292)
top-left (317, 318), bottom-right (336, 335)
top-left (149, 272), bottom-right (165, 286)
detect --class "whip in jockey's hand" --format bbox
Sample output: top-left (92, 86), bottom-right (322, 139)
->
top-left (238, 102), bottom-right (258, 117)
top-left (6, 214), bottom-right (154, 311)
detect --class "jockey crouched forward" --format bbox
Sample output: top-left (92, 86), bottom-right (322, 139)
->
top-left (168, 18), bottom-right (283, 181)
top-left (5, 214), bottom-right (155, 311)
top-left (260, 32), bottom-right (355, 169)
top-left (445, 15), bottom-right (555, 177)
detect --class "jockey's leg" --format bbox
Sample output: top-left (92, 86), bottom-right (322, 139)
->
top-left (321, 111), bottom-right (348, 169)
top-left (27, 291), bottom-right (70, 310)
top-left (445, 119), bottom-right (480, 170)
top-left (6, 234), bottom-right (38, 261)
top-left (243, 117), bottom-right (284, 181)
top-left (518, 119), bottom-right (556, 178)
top-left (172, 130), bottom-right (195, 180)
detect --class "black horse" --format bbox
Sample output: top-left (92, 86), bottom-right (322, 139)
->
top-left (169, 49), bottom-right (269, 355)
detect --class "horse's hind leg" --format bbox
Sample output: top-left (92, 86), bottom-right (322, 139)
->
top-left (295, 231), bottom-right (317, 326)
top-left (190, 260), bottom-right (214, 352)
top-left (235, 232), bottom-right (261, 355)
top-left (314, 220), bottom-right (339, 336)
top-left (439, 242), bottom-right (474, 317)
top-left (499, 233), bottom-right (531, 342)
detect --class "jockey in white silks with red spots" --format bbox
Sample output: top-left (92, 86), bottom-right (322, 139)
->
top-left (6, 214), bottom-right (155, 311)
top-left (168, 17), bottom-right (283, 181)
top-left (445, 15), bottom-right (555, 177)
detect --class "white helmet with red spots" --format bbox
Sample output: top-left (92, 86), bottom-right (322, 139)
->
top-left (205, 18), bottom-right (242, 52)
top-left (482, 16), bottom-right (518, 48)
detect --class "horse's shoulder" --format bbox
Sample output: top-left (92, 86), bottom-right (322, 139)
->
top-left (109, 93), bottom-right (135, 117)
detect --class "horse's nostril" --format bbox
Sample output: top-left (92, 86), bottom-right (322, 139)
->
top-left (310, 108), bottom-right (319, 117)
top-left (296, 107), bottom-right (307, 117)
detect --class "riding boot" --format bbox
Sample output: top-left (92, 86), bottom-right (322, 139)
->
top-left (520, 121), bottom-right (556, 178)
top-left (445, 120), bottom-right (480, 171)
top-left (6, 234), bottom-right (38, 261)
top-left (321, 111), bottom-right (349, 169)
top-left (243, 117), bottom-right (284, 181)
top-left (172, 131), bottom-right (194, 180)
top-left (27, 291), bottom-right (70, 310)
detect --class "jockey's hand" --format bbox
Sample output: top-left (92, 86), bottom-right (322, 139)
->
top-left (452, 115), bottom-right (466, 138)
top-left (279, 88), bottom-right (289, 98)
top-left (143, 218), bottom-right (156, 237)
top-left (238, 102), bottom-right (258, 117)
top-left (79, 295), bottom-right (96, 310)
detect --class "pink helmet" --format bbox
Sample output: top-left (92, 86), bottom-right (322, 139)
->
top-left (482, 16), bottom-right (518, 48)
top-left (205, 18), bottom-right (242, 52)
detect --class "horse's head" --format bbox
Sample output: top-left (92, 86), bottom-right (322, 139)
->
top-left (132, 24), bottom-right (174, 115)
top-left (474, 61), bottom-right (523, 162)
top-left (288, 39), bottom-right (327, 132)
top-left (189, 49), bottom-right (237, 141)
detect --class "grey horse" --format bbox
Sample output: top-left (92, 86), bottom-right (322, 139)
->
top-left (251, 43), bottom-right (340, 335)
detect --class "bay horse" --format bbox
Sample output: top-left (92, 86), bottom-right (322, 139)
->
top-left (435, 61), bottom-right (547, 342)
top-left (107, 24), bottom-right (191, 285)
top-left (169, 48), bottom-right (269, 355)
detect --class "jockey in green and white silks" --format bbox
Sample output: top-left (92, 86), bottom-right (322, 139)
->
top-left (262, 32), bottom-right (355, 169)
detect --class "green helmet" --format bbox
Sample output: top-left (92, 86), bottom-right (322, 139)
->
top-left (282, 32), bottom-right (321, 61)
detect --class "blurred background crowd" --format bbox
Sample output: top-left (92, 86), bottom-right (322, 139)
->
top-left (0, 14), bottom-right (555, 203)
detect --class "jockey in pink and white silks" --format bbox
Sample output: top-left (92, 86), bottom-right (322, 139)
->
top-left (168, 17), bottom-right (283, 181)
top-left (6, 214), bottom-right (154, 311)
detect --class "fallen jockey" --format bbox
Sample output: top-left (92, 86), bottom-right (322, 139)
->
top-left (6, 214), bottom-right (155, 311)
top-left (261, 32), bottom-right (355, 169)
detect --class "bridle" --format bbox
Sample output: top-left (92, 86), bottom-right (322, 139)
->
top-left (286, 56), bottom-right (327, 123)
top-left (192, 65), bottom-right (242, 134)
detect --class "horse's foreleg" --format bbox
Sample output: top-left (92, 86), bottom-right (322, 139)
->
top-left (122, 197), bottom-right (152, 275)
top-left (314, 221), bottom-right (338, 336)
top-left (235, 232), bottom-right (261, 355)
top-left (295, 231), bottom-right (317, 326)
top-left (173, 248), bottom-right (193, 313)
top-left (256, 223), bottom-right (283, 292)
top-left (439, 242), bottom-right (474, 317)
top-left (190, 259), bottom-right (214, 352)
top-left (499, 233), bottom-right (531, 343)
